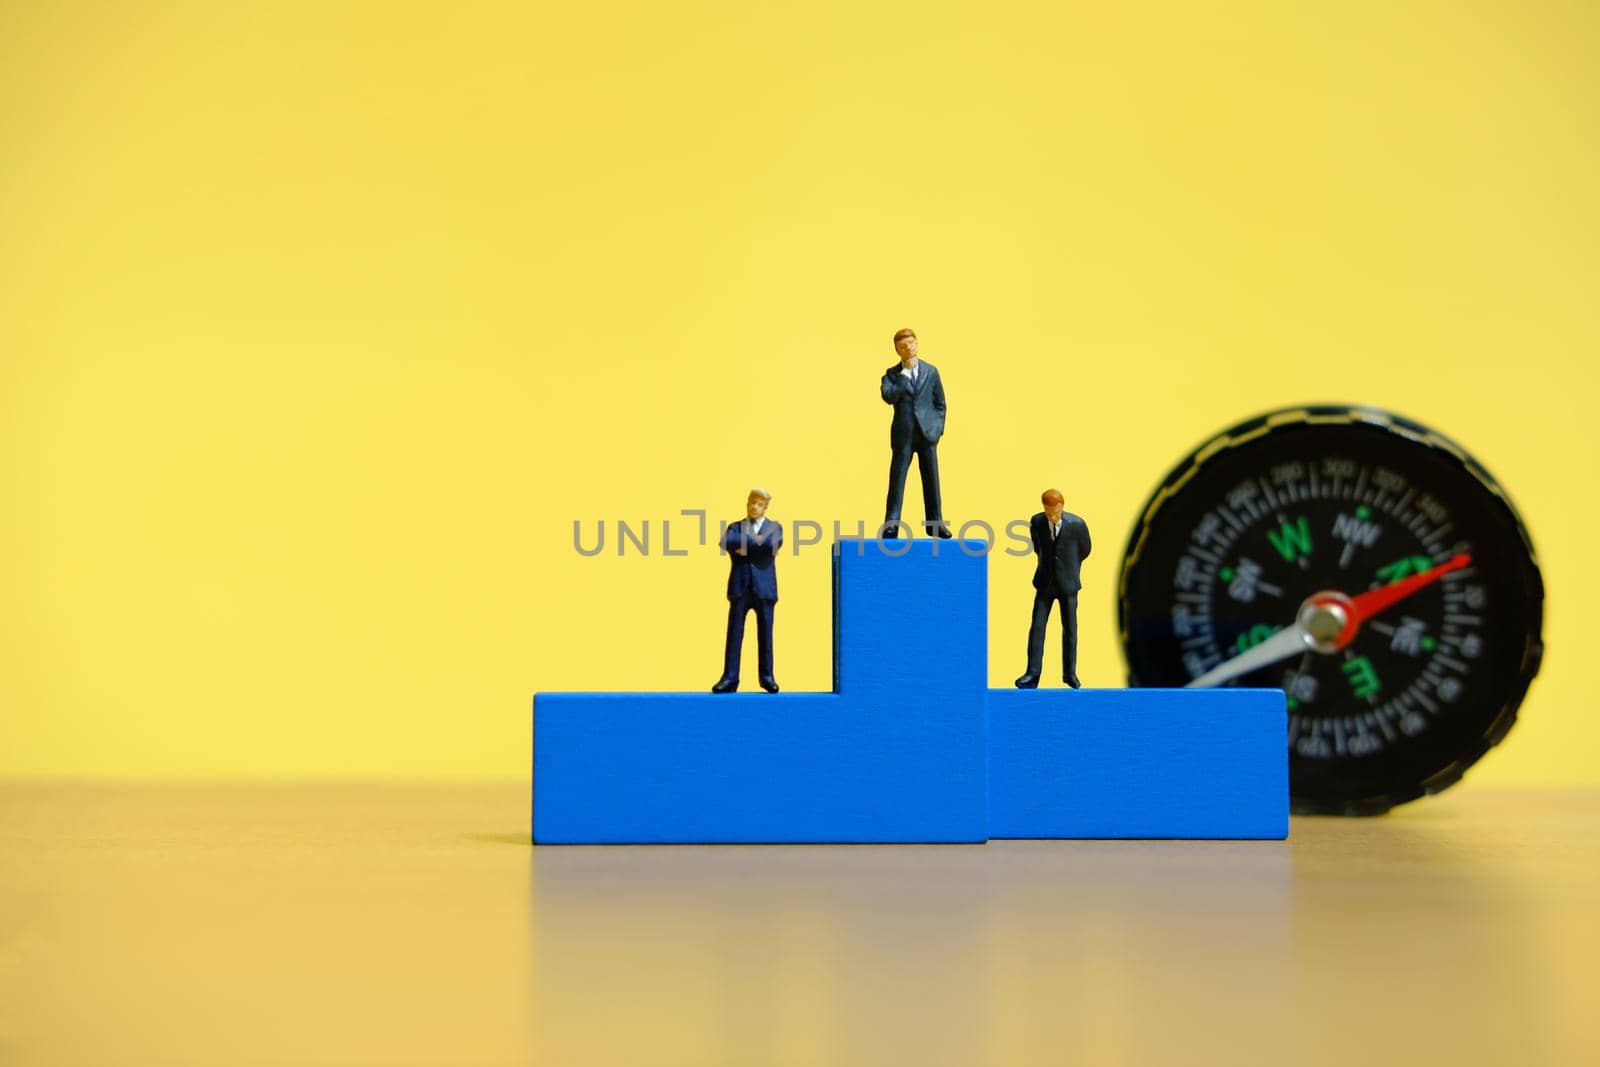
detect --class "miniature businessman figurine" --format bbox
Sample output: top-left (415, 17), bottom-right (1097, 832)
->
top-left (1016, 488), bottom-right (1092, 689)
top-left (880, 328), bottom-right (953, 538)
top-left (712, 488), bottom-right (782, 694)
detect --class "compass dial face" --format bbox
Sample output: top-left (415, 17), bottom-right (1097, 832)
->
top-left (1118, 406), bottom-right (1544, 815)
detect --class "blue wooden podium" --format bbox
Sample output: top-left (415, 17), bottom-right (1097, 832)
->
top-left (533, 539), bottom-right (1287, 843)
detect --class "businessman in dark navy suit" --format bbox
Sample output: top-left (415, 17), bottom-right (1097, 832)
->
top-left (1016, 488), bottom-right (1092, 689)
top-left (880, 328), bottom-right (952, 538)
top-left (712, 488), bottom-right (782, 693)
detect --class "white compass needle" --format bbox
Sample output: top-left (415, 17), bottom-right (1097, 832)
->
top-left (1186, 623), bottom-right (1311, 689)
top-left (1186, 556), bottom-right (1472, 691)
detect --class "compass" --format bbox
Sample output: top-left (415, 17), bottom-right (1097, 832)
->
top-left (1117, 405), bottom-right (1544, 815)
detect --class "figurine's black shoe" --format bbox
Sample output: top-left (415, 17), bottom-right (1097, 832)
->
top-left (711, 678), bottom-right (739, 694)
top-left (934, 525), bottom-right (954, 539)
top-left (1014, 673), bottom-right (1040, 689)
top-left (1065, 674), bottom-right (1082, 689)
top-left (759, 677), bottom-right (779, 693)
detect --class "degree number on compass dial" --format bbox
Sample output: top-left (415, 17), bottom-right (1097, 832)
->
top-left (1118, 405), bottom-right (1544, 815)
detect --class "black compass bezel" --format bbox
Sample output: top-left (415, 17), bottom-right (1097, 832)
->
top-left (1117, 405), bottom-right (1545, 816)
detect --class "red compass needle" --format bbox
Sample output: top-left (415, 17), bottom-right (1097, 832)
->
top-left (1306, 553), bottom-right (1473, 650)
top-left (1345, 553), bottom-right (1472, 625)
top-left (1188, 553), bottom-right (1475, 689)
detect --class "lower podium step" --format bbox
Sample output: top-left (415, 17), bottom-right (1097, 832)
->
top-left (532, 688), bottom-right (1287, 843)
top-left (987, 688), bottom-right (1288, 840)
top-left (533, 692), bottom-right (988, 843)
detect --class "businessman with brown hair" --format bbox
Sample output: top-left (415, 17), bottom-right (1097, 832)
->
top-left (880, 328), bottom-right (952, 538)
top-left (712, 488), bottom-right (782, 694)
top-left (1016, 488), bottom-right (1091, 689)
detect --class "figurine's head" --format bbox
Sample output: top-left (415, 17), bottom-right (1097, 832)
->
top-left (893, 328), bottom-right (918, 362)
top-left (1042, 488), bottom-right (1065, 522)
top-left (746, 488), bottom-right (771, 521)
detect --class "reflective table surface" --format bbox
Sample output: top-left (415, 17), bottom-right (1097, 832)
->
top-left (2, 784), bottom-right (1596, 1065)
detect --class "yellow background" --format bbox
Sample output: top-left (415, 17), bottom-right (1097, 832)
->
top-left (2, 1), bottom-right (1595, 783)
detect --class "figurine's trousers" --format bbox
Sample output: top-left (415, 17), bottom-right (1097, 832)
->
top-left (721, 591), bottom-right (775, 682)
top-left (884, 431), bottom-right (943, 529)
top-left (1025, 588), bottom-right (1078, 677)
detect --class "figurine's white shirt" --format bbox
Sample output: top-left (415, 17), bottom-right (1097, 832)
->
top-left (898, 362), bottom-right (919, 383)
top-left (748, 517), bottom-right (766, 535)
top-left (1050, 517), bottom-right (1061, 539)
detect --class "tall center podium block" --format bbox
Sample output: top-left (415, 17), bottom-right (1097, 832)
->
top-left (533, 539), bottom-right (989, 843)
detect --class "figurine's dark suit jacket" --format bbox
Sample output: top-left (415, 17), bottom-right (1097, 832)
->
top-left (719, 519), bottom-right (781, 684)
top-left (880, 360), bottom-right (947, 529)
top-left (1026, 510), bottom-right (1092, 678)
top-left (1031, 510), bottom-right (1090, 593)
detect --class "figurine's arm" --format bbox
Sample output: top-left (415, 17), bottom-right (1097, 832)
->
top-left (1078, 519), bottom-right (1092, 560)
top-left (746, 523), bottom-right (781, 559)
top-left (932, 371), bottom-right (946, 416)
top-left (881, 369), bottom-right (912, 404)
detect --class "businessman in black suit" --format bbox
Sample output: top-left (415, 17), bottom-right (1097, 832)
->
top-left (1016, 488), bottom-right (1092, 689)
top-left (880, 328), bottom-right (952, 538)
top-left (712, 488), bottom-right (782, 693)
